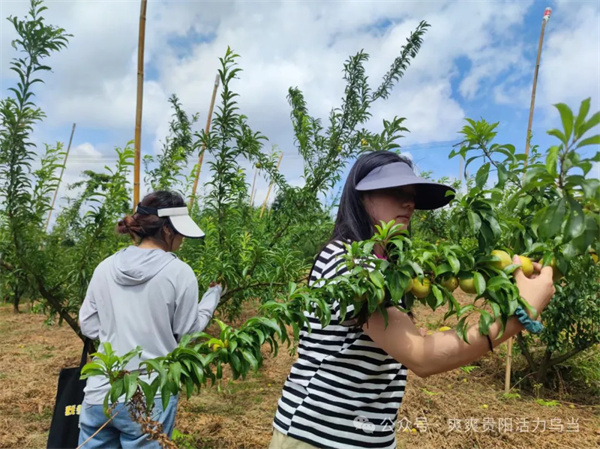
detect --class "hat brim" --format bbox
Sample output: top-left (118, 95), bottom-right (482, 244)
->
top-left (412, 183), bottom-right (455, 210)
top-left (355, 162), bottom-right (455, 210)
top-left (168, 215), bottom-right (205, 238)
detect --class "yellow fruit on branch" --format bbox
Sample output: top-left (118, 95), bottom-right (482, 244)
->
top-left (441, 275), bottom-right (459, 291)
top-left (491, 250), bottom-right (512, 270)
top-left (518, 256), bottom-right (534, 278)
top-left (411, 278), bottom-right (431, 298)
top-left (459, 275), bottom-right (477, 294)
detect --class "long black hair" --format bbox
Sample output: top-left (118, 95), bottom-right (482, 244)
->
top-left (331, 151), bottom-right (414, 243)
top-left (328, 151), bottom-right (416, 326)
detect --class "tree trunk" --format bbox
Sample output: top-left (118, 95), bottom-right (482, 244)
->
top-left (516, 332), bottom-right (537, 372)
top-left (536, 348), bottom-right (553, 384)
top-left (12, 294), bottom-right (20, 313)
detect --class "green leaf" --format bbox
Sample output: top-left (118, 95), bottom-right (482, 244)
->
top-left (497, 164), bottom-right (509, 188)
top-left (138, 380), bottom-right (158, 411)
top-left (475, 163), bottom-right (490, 189)
top-left (578, 111), bottom-right (600, 137)
top-left (545, 145), bottom-right (560, 176)
top-left (467, 210), bottom-right (482, 233)
top-left (369, 270), bottom-right (385, 289)
top-left (539, 198), bottom-right (566, 240)
top-left (123, 372), bottom-right (139, 401)
top-left (109, 378), bottom-right (124, 403)
top-left (554, 103), bottom-right (574, 142)
top-left (565, 197), bottom-right (585, 241)
top-left (447, 255), bottom-right (460, 275)
top-left (573, 98), bottom-right (590, 138)
top-left (473, 272), bottom-right (486, 296)
top-left (431, 285), bottom-right (444, 308)
top-left (570, 215), bottom-right (598, 254)
top-left (170, 361), bottom-right (183, 386)
top-left (241, 350), bottom-right (259, 371)
top-left (547, 128), bottom-right (567, 145)
top-left (575, 134), bottom-right (600, 149)
top-left (478, 310), bottom-right (494, 336)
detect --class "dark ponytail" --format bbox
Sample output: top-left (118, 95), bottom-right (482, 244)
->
top-left (116, 191), bottom-right (185, 244)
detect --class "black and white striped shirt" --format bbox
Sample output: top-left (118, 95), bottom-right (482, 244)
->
top-left (273, 241), bottom-right (408, 449)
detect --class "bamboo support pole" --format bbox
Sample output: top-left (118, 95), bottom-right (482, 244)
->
top-left (250, 167), bottom-right (258, 206)
top-left (133, 0), bottom-right (147, 209)
top-left (506, 6), bottom-right (551, 394)
top-left (189, 73), bottom-right (220, 209)
top-left (45, 123), bottom-right (76, 231)
top-left (522, 7), bottom-right (551, 173)
top-left (260, 153), bottom-right (284, 219)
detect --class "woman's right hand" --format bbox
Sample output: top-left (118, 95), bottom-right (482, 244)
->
top-left (513, 255), bottom-right (555, 316)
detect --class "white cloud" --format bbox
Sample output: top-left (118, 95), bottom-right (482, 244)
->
top-left (537, 3), bottom-right (600, 117)
top-left (1, 0), bottom-right (596, 208)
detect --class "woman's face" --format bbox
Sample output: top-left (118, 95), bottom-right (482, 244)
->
top-left (362, 185), bottom-right (417, 229)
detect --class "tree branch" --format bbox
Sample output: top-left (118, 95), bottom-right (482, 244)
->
top-left (548, 344), bottom-right (593, 367)
top-left (516, 332), bottom-right (537, 372)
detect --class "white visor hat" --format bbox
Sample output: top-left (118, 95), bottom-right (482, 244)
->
top-left (136, 204), bottom-right (205, 238)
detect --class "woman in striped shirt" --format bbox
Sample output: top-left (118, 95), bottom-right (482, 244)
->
top-left (271, 151), bottom-right (555, 449)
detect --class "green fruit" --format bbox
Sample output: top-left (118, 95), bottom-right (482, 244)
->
top-left (411, 278), bottom-right (431, 299)
top-left (459, 276), bottom-right (477, 294)
top-left (441, 276), bottom-right (459, 291)
top-left (491, 250), bottom-right (512, 270)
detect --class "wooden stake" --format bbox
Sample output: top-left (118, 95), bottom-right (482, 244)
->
top-left (45, 123), bottom-right (76, 231)
top-left (260, 152), bottom-right (283, 219)
top-left (506, 6), bottom-right (551, 394)
top-left (250, 166), bottom-right (258, 206)
top-left (189, 73), bottom-right (220, 209)
top-left (504, 337), bottom-right (513, 393)
top-left (133, 0), bottom-right (148, 209)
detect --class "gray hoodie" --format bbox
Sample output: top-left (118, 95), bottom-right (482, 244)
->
top-left (79, 246), bottom-right (221, 405)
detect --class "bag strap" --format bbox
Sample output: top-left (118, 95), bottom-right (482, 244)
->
top-left (79, 338), bottom-right (92, 369)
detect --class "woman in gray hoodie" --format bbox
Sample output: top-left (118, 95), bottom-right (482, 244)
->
top-left (78, 190), bottom-right (222, 448)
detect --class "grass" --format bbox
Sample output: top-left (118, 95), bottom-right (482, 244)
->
top-left (1, 295), bottom-right (599, 449)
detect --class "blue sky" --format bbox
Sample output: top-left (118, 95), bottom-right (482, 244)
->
top-left (0, 0), bottom-right (598, 213)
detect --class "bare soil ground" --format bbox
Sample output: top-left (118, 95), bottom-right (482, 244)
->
top-left (1, 294), bottom-right (599, 449)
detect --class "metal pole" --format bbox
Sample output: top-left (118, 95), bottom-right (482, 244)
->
top-left (189, 74), bottom-right (220, 209)
top-left (45, 123), bottom-right (76, 231)
top-left (133, 0), bottom-right (148, 209)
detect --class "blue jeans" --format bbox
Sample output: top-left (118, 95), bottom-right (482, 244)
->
top-left (78, 395), bottom-right (178, 449)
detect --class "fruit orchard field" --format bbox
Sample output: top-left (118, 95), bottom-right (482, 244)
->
top-left (1, 298), bottom-right (598, 449)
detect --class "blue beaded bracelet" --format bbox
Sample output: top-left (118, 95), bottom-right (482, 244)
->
top-left (514, 306), bottom-right (544, 334)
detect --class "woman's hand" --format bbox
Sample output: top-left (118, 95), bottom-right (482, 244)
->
top-left (209, 280), bottom-right (227, 297)
top-left (513, 255), bottom-right (555, 316)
